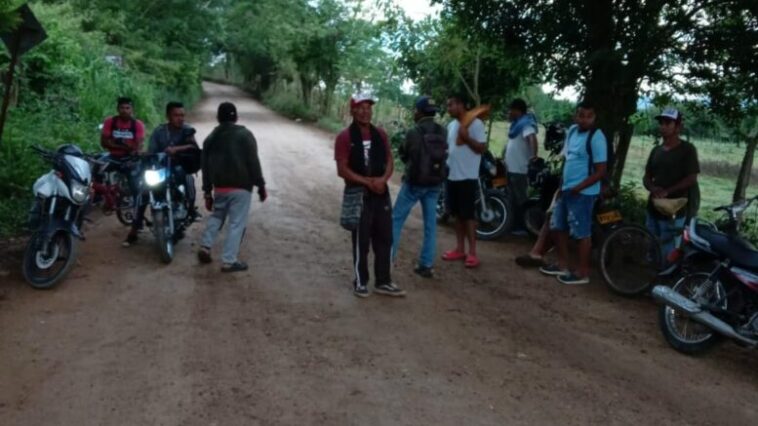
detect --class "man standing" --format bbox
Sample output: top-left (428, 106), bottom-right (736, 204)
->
top-left (540, 101), bottom-right (607, 285)
top-left (335, 94), bottom-right (404, 298)
top-left (504, 98), bottom-right (539, 234)
top-left (123, 101), bottom-right (200, 247)
top-left (441, 95), bottom-right (488, 268)
top-left (392, 96), bottom-right (448, 278)
top-left (643, 108), bottom-right (700, 263)
top-left (198, 102), bottom-right (267, 273)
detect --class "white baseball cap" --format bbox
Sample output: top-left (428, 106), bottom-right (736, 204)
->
top-left (350, 93), bottom-right (376, 108)
top-left (655, 107), bottom-right (683, 122)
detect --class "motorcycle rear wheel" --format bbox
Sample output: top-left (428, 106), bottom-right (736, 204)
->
top-left (22, 231), bottom-right (79, 290)
top-left (523, 201), bottom-right (545, 238)
top-left (659, 272), bottom-right (724, 355)
top-left (152, 210), bottom-right (174, 264)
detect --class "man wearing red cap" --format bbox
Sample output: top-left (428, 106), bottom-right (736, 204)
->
top-left (335, 94), bottom-right (405, 298)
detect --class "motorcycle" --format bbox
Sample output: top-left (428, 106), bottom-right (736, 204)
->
top-left (653, 195), bottom-right (758, 354)
top-left (23, 145), bottom-right (92, 289)
top-left (522, 122), bottom-right (566, 237)
top-left (140, 152), bottom-right (196, 264)
top-left (89, 154), bottom-right (137, 226)
top-left (436, 149), bottom-right (514, 241)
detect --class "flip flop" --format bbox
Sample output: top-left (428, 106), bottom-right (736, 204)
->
top-left (465, 255), bottom-right (481, 268)
top-left (442, 250), bottom-right (466, 261)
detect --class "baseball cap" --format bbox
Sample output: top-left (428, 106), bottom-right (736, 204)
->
top-left (655, 107), bottom-right (683, 122)
top-left (217, 102), bottom-right (237, 122)
top-left (415, 96), bottom-right (439, 114)
top-left (350, 94), bottom-right (376, 109)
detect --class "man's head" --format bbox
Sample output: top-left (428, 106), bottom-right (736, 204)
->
top-left (508, 98), bottom-right (528, 122)
top-left (117, 97), bottom-right (133, 119)
top-left (350, 94), bottom-right (375, 126)
top-left (446, 94), bottom-right (468, 119)
top-left (217, 102), bottom-right (238, 124)
top-left (166, 101), bottom-right (185, 128)
top-left (574, 100), bottom-right (597, 131)
top-left (655, 107), bottom-right (684, 139)
top-left (414, 96), bottom-right (439, 121)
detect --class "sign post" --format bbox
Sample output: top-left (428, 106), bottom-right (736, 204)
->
top-left (0, 4), bottom-right (47, 146)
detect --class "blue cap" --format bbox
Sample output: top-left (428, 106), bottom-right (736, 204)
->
top-left (415, 96), bottom-right (439, 114)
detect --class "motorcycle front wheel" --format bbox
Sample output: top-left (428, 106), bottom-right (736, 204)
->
top-left (475, 190), bottom-right (513, 241)
top-left (152, 209), bottom-right (174, 264)
top-left (658, 272), bottom-right (725, 355)
top-left (523, 200), bottom-right (546, 238)
top-left (22, 231), bottom-right (79, 290)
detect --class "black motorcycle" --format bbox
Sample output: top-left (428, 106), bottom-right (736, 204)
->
top-left (140, 152), bottom-right (197, 264)
top-left (653, 196), bottom-right (758, 354)
top-left (521, 122), bottom-right (567, 237)
top-left (23, 145), bottom-right (92, 289)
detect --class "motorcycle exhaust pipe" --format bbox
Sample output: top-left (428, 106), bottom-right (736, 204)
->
top-left (652, 286), bottom-right (758, 347)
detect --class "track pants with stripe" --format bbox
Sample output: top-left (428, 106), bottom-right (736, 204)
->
top-left (351, 192), bottom-right (393, 288)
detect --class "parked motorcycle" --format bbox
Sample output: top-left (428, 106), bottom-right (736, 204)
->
top-left (436, 149), bottom-right (514, 240)
top-left (522, 122), bottom-right (566, 237)
top-left (89, 154), bottom-right (137, 226)
top-left (653, 195), bottom-right (758, 354)
top-left (141, 152), bottom-right (196, 264)
top-left (23, 145), bottom-right (92, 289)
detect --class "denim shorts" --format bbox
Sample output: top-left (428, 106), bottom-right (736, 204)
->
top-left (550, 193), bottom-right (597, 239)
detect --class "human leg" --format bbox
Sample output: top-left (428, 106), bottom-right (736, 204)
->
top-left (221, 190), bottom-right (252, 265)
top-left (391, 182), bottom-right (419, 263)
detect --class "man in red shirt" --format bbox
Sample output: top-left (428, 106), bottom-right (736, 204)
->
top-left (335, 94), bottom-right (404, 298)
top-left (101, 97), bottom-right (146, 157)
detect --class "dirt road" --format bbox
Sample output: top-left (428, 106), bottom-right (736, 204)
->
top-left (1, 83), bottom-right (756, 426)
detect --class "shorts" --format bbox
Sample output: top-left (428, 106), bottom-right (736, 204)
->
top-left (447, 179), bottom-right (478, 221)
top-left (550, 193), bottom-right (597, 239)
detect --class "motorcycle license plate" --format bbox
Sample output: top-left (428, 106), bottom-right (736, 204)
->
top-left (492, 177), bottom-right (508, 188)
top-left (597, 210), bottom-right (623, 225)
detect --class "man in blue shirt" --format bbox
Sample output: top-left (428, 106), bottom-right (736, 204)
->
top-left (540, 101), bottom-right (607, 285)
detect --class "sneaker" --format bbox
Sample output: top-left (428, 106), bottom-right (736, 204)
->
top-left (122, 231), bottom-right (138, 248)
top-left (374, 282), bottom-right (406, 297)
top-left (353, 284), bottom-right (370, 298)
top-left (558, 273), bottom-right (590, 285)
top-left (197, 247), bottom-right (212, 264)
top-left (539, 264), bottom-right (569, 276)
top-left (221, 261), bottom-right (248, 273)
top-left (414, 265), bottom-right (434, 279)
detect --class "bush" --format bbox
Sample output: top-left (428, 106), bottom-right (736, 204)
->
top-left (262, 89), bottom-right (319, 122)
top-left (615, 181), bottom-right (648, 225)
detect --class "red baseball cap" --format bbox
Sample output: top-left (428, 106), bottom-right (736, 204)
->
top-left (350, 94), bottom-right (376, 109)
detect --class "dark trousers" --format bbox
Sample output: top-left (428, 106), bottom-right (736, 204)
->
top-left (508, 172), bottom-right (529, 229)
top-left (351, 192), bottom-right (393, 288)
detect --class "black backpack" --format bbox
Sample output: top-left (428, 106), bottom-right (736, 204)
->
top-left (408, 124), bottom-right (448, 186)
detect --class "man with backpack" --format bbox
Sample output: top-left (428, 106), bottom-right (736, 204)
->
top-left (392, 96), bottom-right (448, 278)
top-left (540, 101), bottom-right (608, 285)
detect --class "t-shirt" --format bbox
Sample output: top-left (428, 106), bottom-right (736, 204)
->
top-left (645, 141), bottom-right (700, 219)
top-left (101, 116), bottom-right (145, 156)
top-left (447, 118), bottom-right (487, 181)
top-left (504, 126), bottom-right (537, 174)
top-left (562, 126), bottom-right (607, 196)
top-left (334, 126), bottom-right (391, 180)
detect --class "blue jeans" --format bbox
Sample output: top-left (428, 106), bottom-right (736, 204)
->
top-left (646, 213), bottom-right (686, 263)
top-left (550, 193), bottom-right (597, 239)
top-left (392, 182), bottom-right (441, 268)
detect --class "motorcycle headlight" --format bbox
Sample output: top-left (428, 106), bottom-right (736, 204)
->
top-left (71, 182), bottom-right (89, 204)
top-left (144, 169), bottom-right (166, 187)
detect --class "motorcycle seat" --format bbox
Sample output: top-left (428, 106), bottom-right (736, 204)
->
top-left (699, 227), bottom-right (758, 270)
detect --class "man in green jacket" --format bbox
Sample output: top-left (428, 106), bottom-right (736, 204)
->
top-left (198, 102), bottom-right (267, 273)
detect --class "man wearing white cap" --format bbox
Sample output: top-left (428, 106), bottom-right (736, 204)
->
top-left (335, 94), bottom-right (405, 298)
top-left (643, 107), bottom-right (700, 264)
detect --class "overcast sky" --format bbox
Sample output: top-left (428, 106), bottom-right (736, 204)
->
top-left (395, 0), bottom-right (440, 20)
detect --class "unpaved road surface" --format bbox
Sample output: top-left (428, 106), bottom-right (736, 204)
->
top-left (1, 83), bottom-right (756, 426)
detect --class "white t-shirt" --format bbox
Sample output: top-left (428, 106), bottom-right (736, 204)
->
top-left (504, 126), bottom-right (537, 174)
top-left (447, 118), bottom-right (487, 181)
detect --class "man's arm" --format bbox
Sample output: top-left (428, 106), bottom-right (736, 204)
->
top-left (201, 135), bottom-right (212, 194)
top-left (571, 163), bottom-right (607, 194)
top-left (458, 121), bottom-right (487, 154)
top-left (100, 118), bottom-right (120, 151)
top-left (526, 133), bottom-right (539, 160)
top-left (245, 132), bottom-right (265, 188)
top-left (337, 160), bottom-right (372, 187)
top-left (656, 174), bottom-right (698, 199)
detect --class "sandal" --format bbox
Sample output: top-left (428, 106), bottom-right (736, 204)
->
top-left (442, 250), bottom-right (466, 261)
top-left (465, 255), bottom-right (481, 268)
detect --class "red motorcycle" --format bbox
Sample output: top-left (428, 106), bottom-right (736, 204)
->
top-left (653, 196), bottom-right (758, 355)
top-left (88, 154), bottom-right (137, 226)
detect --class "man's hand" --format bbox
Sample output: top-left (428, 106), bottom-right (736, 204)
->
top-left (367, 178), bottom-right (387, 195)
top-left (258, 186), bottom-right (268, 202)
top-left (204, 192), bottom-right (214, 212)
top-left (165, 146), bottom-right (177, 156)
top-left (570, 186), bottom-right (582, 196)
top-left (651, 186), bottom-right (668, 199)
